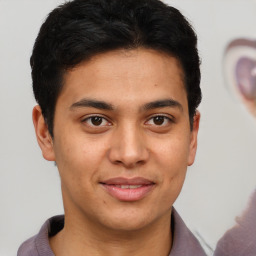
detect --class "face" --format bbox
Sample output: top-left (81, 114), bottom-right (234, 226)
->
top-left (33, 48), bottom-right (199, 232)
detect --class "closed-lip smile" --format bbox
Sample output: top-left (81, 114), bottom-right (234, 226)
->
top-left (100, 177), bottom-right (156, 202)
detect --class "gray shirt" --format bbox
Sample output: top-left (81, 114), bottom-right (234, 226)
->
top-left (17, 209), bottom-right (206, 256)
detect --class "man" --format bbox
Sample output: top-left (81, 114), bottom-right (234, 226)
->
top-left (18, 0), bottom-right (205, 255)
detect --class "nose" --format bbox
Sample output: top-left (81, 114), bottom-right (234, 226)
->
top-left (108, 124), bottom-right (149, 168)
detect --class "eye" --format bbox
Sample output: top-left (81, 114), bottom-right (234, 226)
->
top-left (146, 115), bottom-right (173, 126)
top-left (82, 115), bottom-right (111, 127)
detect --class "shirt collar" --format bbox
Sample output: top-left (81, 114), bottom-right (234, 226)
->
top-left (34, 209), bottom-right (206, 256)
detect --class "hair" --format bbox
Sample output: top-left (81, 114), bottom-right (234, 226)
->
top-left (31, 0), bottom-right (201, 136)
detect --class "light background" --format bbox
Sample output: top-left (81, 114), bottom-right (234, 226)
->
top-left (0, 0), bottom-right (256, 255)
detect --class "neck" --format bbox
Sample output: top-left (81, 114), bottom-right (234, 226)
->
top-left (50, 210), bottom-right (173, 256)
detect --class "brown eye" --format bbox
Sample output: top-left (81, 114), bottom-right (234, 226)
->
top-left (91, 116), bottom-right (103, 126)
top-left (82, 116), bottom-right (110, 127)
top-left (146, 115), bottom-right (172, 127)
top-left (153, 116), bottom-right (165, 125)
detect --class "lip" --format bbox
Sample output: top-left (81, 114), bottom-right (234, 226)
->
top-left (100, 177), bottom-right (155, 202)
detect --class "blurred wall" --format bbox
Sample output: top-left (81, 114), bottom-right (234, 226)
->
top-left (0, 0), bottom-right (256, 255)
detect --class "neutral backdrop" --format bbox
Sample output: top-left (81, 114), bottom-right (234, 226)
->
top-left (1, 0), bottom-right (256, 255)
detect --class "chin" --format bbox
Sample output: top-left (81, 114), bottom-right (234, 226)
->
top-left (98, 209), bottom-right (157, 232)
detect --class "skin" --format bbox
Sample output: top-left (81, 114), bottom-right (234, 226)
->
top-left (33, 48), bottom-right (200, 256)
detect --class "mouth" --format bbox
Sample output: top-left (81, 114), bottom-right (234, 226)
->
top-left (100, 177), bottom-right (156, 202)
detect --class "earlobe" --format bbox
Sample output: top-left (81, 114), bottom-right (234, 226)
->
top-left (32, 105), bottom-right (56, 161)
top-left (188, 111), bottom-right (200, 166)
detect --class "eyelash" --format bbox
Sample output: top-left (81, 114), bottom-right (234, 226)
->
top-left (81, 115), bottom-right (111, 127)
top-left (81, 114), bottom-right (174, 129)
top-left (145, 115), bottom-right (174, 126)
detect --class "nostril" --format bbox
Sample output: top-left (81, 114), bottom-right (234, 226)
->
top-left (235, 57), bottom-right (256, 100)
top-left (114, 160), bottom-right (123, 165)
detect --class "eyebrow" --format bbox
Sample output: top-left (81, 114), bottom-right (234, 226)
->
top-left (142, 99), bottom-right (183, 112)
top-left (70, 98), bottom-right (183, 112)
top-left (70, 98), bottom-right (114, 111)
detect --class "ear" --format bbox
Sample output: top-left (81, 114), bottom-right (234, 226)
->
top-left (188, 111), bottom-right (200, 166)
top-left (32, 105), bottom-right (56, 161)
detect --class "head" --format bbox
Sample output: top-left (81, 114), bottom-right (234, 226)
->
top-left (32, 0), bottom-right (201, 235)
top-left (31, 0), bottom-right (201, 137)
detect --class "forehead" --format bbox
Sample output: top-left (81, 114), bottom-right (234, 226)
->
top-left (66, 48), bottom-right (184, 84)
top-left (59, 48), bottom-right (187, 109)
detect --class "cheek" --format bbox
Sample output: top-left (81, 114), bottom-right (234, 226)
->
top-left (153, 135), bottom-right (190, 195)
top-left (154, 136), bottom-right (190, 173)
top-left (53, 136), bottom-right (107, 207)
top-left (53, 134), bottom-right (108, 185)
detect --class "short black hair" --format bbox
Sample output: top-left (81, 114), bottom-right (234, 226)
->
top-left (31, 0), bottom-right (201, 136)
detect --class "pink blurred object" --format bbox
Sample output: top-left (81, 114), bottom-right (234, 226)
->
top-left (223, 39), bottom-right (256, 117)
top-left (236, 57), bottom-right (256, 100)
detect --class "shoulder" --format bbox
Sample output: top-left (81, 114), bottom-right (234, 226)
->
top-left (17, 215), bottom-right (64, 256)
top-left (170, 208), bottom-right (207, 256)
top-left (17, 235), bottom-right (38, 256)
